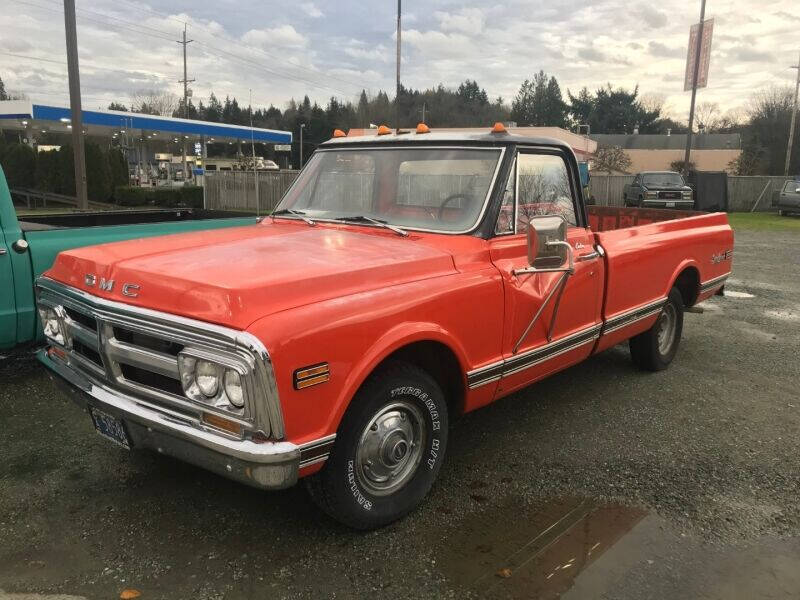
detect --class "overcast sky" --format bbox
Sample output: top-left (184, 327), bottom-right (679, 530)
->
top-left (1, 0), bottom-right (798, 121)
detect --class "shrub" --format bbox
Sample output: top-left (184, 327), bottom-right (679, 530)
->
top-left (0, 143), bottom-right (37, 188)
top-left (35, 149), bottom-right (61, 192)
top-left (107, 148), bottom-right (129, 191)
top-left (84, 142), bottom-right (111, 202)
top-left (113, 185), bottom-right (204, 208)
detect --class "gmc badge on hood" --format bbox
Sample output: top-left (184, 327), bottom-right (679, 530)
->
top-left (84, 274), bottom-right (140, 297)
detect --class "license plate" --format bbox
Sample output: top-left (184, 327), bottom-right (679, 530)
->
top-left (665, 202), bottom-right (676, 208)
top-left (89, 407), bottom-right (131, 449)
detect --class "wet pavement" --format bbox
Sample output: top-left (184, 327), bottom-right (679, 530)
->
top-left (1, 226), bottom-right (800, 599)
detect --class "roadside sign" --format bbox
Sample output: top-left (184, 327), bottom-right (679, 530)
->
top-left (194, 142), bottom-right (202, 156)
top-left (274, 144), bottom-right (292, 152)
top-left (684, 18), bottom-right (714, 91)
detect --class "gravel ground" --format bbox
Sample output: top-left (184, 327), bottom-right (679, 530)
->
top-left (1, 226), bottom-right (799, 599)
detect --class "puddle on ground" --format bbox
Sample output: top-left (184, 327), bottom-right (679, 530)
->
top-left (723, 290), bottom-right (755, 299)
top-left (435, 497), bottom-right (648, 599)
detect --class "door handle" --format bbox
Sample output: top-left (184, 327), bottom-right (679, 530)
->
top-left (0, 248), bottom-right (6, 256)
top-left (577, 251), bottom-right (599, 262)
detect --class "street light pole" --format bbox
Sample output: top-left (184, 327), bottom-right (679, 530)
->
top-left (177, 23), bottom-right (194, 182)
top-left (63, 0), bottom-right (88, 209)
top-left (682, 0), bottom-right (706, 177)
top-left (784, 50), bottom-right (800, 177)
top-left (299, 123), bottom-right (305, 169)
top-left (395, 0), bottom-right (401, 131)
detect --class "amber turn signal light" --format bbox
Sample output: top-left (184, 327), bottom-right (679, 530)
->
top-left (294, 362), bottom-right (330, 389)
top-left (202, 412), bottom-right (242, 435)
top-left (376, 125), bottom-right (392, 135)
top-left (416, 123), bottom-right (430, 134)
top-left (332, 129), bottom-right (346, 138)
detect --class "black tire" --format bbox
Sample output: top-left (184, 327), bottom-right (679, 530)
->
top-left (305, 361), bottom-right (448, 529)
top-left (629, 287), bottom-right (684, 371)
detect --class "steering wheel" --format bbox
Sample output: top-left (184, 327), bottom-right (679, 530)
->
top-left (437, 193), bottom-right (470, 220)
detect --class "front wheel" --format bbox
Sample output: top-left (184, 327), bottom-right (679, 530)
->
top-left (629, 287), bottom-right (684, 371)
top-left (305, 361), bottom-right (448, 529)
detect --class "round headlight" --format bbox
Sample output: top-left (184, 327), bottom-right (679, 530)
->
top-left (224, 369), bottom-right (244, 408)
top-left (195, 360), bottom-right (220, 397)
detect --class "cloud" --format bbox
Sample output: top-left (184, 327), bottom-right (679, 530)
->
top-left (635, 6), bottom-right (667, 28)
top-left (648, 41), bottom-right (684, 58)
top-left (301, 3), bottom-right (323, 18)
top-left (434, 8), bottom-right (485, 35)
top-left (728, 45), bottom-right (775, 62)
top-left (241, 25), bottom-right (308, 49)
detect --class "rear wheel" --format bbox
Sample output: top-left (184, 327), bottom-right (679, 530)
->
top-left (305, 361), bottom-right (448, 529)
top-left (629, 287), bottom-right (684, 371)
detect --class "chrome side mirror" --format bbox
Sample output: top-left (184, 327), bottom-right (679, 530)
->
top-left (523, 215), bottom-right (572, 272)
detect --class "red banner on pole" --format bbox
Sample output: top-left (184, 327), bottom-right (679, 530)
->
top-left (684, 18), bottom-right (714, 91)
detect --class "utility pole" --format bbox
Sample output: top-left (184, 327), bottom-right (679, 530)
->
top-left (63, 0), bottom-right (88, 209)
top-left (299, 123), bottom-right (305, 169)
top-left (682, 0), bottom-right (706, 178)
top-left (784, 50), bottom-right (800, 177)
top-left (249, 89), bottom-right (259, 216)
top-left (177, 23), bottom-right (194, 182)
top-left (395, 0), bottom-right (401, 131)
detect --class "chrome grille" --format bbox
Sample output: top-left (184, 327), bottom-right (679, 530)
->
top-left (36, 277), bottom-right (284, 439)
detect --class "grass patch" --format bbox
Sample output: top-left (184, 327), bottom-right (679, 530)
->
top-left (727, 212), bottom-right (800, 232)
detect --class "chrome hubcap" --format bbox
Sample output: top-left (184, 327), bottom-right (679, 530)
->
top-left (656, 303), bottom-right (677, 355)
top-left (355, 401), bottom-right (426, 496)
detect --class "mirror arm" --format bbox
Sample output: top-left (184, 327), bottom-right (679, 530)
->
top-left (512, 269), bottom-right (572, 354)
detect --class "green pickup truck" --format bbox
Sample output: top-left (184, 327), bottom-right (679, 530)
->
top-left (0, 165), bottom-right (257, 353)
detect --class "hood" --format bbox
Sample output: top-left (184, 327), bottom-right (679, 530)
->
top-left (45, 221), bottom-right (456, 329)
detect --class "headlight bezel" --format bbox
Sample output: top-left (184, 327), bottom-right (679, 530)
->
top-left (178, 349), bottom-right (249, 416)
top-left (644, 190), bottom-right (659, 199)
top-left (37, 303), bottom-right (70, 348)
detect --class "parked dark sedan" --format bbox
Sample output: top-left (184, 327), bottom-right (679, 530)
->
top-left (623, 171), bottom-right (694, 209)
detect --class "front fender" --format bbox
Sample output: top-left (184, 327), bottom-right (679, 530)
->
top-left (330, 322), bottom-right (470, 431)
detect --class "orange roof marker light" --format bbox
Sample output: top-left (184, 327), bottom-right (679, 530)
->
top-left (332, 129), bottom-right (346, 138)
top-left (376, 125), bottom-right (392, 135)
top-left (416, 122), bottom-right (430, 134)
top-left (491, 122), bottom-right (508, 134)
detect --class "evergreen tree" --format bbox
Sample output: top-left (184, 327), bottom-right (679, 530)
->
top-left (511, 71), bottom-right (568, 127)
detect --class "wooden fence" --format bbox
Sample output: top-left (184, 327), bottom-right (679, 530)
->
top-left (204, 171), bottom-right (300, 213)
top-left (588, 174), bottom-right (791, 212)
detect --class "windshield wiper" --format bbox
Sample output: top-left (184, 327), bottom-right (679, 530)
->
top-left (332, 215), bottom-right (408, 237)
top-left (271, 208), bottom-right (315, 226)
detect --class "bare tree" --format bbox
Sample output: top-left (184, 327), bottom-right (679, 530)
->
top-left (592, 144), bottom-right (632, 174)
top-left (694, 102), bottom-right (721, 132)
top-left (130, 89), bottom-right (178, 116)
top-left (639, 92), bottom-right (667, 116)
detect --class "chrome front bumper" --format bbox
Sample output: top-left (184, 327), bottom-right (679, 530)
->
top-left (39, 349), bottom-right (301, 490)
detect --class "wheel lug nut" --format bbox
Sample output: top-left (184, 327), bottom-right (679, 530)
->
top-left (370, 423), bottom-right (378, 431)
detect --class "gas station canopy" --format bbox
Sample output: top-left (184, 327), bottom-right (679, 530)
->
top-left (0, 100), bottom-right (292, 144)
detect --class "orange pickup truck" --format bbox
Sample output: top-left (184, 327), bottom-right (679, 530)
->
top-left (36, 126), bottom-right (733, 529)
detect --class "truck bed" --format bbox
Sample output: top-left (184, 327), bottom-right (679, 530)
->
top-left (590, 207), bottom-right (733, 353)
top-left (18, 208), bottom-right (248, 230)
top-left (587, 205), bottom-right (703, 232)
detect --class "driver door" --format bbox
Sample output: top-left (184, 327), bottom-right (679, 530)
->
top-left (489, 149), bottom-right (604, 398)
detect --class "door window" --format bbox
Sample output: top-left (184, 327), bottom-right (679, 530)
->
top-left (516, 153), bottom-right (577, 231)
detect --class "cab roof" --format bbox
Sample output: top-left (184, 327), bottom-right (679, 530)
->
top-left (319, 130), bottom-right (574, 152)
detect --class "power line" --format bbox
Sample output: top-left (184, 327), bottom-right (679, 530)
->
top-left (109, 0), bottom-right (376, 92)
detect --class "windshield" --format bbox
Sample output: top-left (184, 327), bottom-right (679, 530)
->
top-left (643, 173), bottom-right (685, 186)
top-left (275, 147), bottom-right (503, 232)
